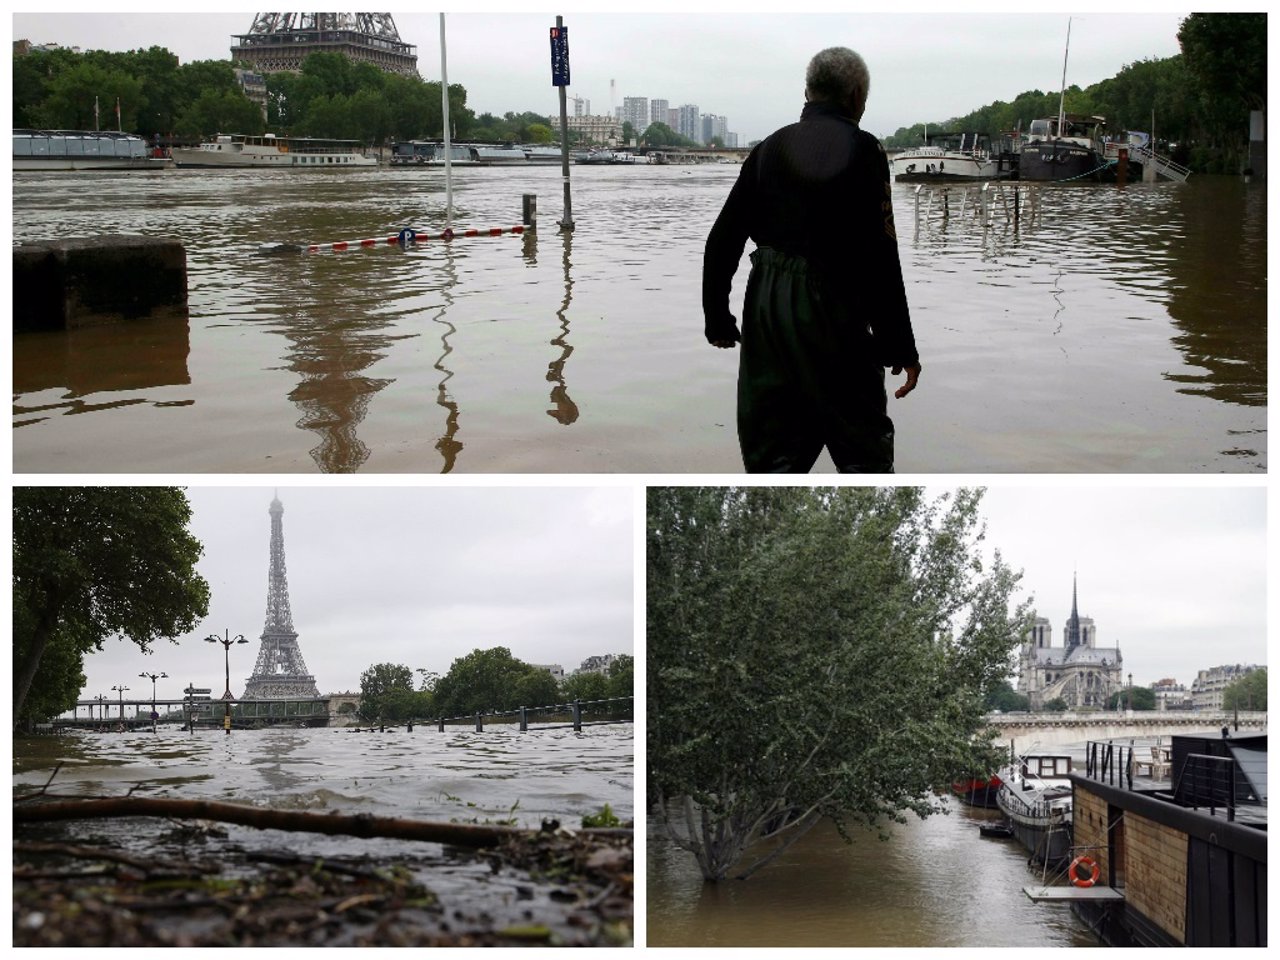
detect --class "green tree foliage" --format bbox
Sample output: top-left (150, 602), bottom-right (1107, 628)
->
top-left (1177, 12), bottom-right (1266, 172)
top-left (13, 44), bottom-right (489, 143)
top-left (984, 679), bottom-right (1030, 713)
top-left (12, 488), bottom-right (210, 731)
top-left (562, 670), bottom-right (610, 703)
top-left (1044, 698), bottom-right (1069, 713)
top-left (359, 662), bottom-right (425, 721)
top-left (648, 487), bottom-right (1029, 881)
top-left (879, 14), bottom-right (1265, 173)
top-left (606, 654), bottom-right (634, 700)
top-left (1105, 686), bottom-right (1156, 711)
top-left (1222, 667), bottom-right (1266, 712)
top-left (37, 60), bottom-right (144, 130)
top-left (432, 647), bottom-right (558, 718)
top-left (176, 89), bottom-right (265, 138)
top-left (640, 122), bottom-right (697, 148)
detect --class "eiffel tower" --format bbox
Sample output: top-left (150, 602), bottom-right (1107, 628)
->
top-left (242, 495), bottom-right (320, 699)
top-left (230, 14), bottom-right (418, 78)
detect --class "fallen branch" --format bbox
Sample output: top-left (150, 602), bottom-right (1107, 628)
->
top-left (14, 840), bottom-right (210, 875)
top-left (15, 797), bottom-right (631, 848)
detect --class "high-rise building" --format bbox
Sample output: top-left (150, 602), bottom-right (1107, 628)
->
top-left (622, 96), bottom-right (649, 134)
top-left (676, 104), bottom-right (700, 143)
top-left (701, 113), bottom-right (728, 145)
top-left (650, 99), bottom-right (670, 127)
top-left (242, 495), bottom-right (320, 699)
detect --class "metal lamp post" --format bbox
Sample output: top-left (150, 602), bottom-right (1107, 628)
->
top-left (139, 670), bottom-right (168, 733)
top-left (205, 630), bottom-right (247, 735)
top-left (93, 694), bottom-right (109, 725)
top-left (111, 684), bottom-right (130, 728)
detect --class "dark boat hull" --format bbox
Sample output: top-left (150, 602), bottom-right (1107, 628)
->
top-left (1018, 141), bottom-right (1109, 182)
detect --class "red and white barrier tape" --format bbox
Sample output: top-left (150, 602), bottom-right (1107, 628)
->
top-left (305, 224), bottom-right (526, 253)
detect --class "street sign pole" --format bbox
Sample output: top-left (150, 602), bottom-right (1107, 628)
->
top-left (552, 16), bottom-right (574, 231)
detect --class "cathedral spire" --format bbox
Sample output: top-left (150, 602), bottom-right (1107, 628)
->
top-left (1065, 570), bottom-right (1082, 652)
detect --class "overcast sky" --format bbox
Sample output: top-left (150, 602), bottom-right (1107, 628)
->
top-left (11, 9), bottom-right (1192, 142)
top-left (73, 486), bottom-right (633, 705)
top-left (941, 485), bottom-right (1268, 690)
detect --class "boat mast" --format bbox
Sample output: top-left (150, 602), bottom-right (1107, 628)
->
top-left (1056, 17), bottom-right (1072, 137)
top-left (439, 13), bottom-right (454, 230)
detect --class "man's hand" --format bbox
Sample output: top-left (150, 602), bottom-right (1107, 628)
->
top-left (710, 340), bottom-right (738, 349)
top-left (892, 363), bottom-right (921, 399)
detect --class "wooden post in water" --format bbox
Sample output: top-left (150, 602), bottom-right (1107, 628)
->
top-left (474, 711), bottom-right (483, 733)
top-left (522, 194), bottom-right (537, 229)
top-left (519, 706), bottom-right (528, 732)
top-left (572, 699), bottom-right (582, 732)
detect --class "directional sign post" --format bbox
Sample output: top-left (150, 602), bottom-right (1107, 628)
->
top-left (551, 17), bottom-right (574, 231)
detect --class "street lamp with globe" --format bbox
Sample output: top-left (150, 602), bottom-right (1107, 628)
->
top-left (205, 631), bottom-right (248, 735)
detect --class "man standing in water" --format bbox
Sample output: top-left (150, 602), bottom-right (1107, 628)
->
top-left (702, 47), bottom-right (921, 473)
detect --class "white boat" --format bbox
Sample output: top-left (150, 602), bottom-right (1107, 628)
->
top-left (994, 753), bottom-right (1074, 864)
top-left (171, 134), bottom-right (376, 169)
top-left (891, 131), bottom-right (1008, 181)
top-left (13, 129), bottom-right (172, 171)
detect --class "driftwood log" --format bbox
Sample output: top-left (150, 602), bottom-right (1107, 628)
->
top-left (14, 797), bottom-right (631, 849)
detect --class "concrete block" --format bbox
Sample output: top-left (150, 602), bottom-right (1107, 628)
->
top-left (13, 235), bottom-right (188, 333)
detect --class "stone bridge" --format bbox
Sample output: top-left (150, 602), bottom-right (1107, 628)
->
top-left (986, 710), bottom-right (1267, 750)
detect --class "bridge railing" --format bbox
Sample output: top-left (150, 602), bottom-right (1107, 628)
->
top-left (430, 696), bottom-right (633, 734)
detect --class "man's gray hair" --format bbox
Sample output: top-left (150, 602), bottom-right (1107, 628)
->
top-left (805, 47), bottom-right (870, 122)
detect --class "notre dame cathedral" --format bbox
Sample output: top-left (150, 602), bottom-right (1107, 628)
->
top-left (1018, 575), bottom-right (1124, 710)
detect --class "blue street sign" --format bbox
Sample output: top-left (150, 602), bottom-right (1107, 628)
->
top-left (550, 26), bottom-right (570, 86)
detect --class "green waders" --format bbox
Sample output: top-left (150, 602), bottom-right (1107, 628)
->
top-left (737, 246), bottom-right (895, 473)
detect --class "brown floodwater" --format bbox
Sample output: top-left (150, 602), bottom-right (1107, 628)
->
top-left (12, 166), bottom-right (1266, 473)
top-left (646, 801), bottom-right (1100, 947)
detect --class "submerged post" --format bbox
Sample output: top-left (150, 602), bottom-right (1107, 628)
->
top-left (522, 194), bottom-right (537, 229)
top-left (439, 13), bottom-right (454, 230)
top-left (519, 706), bottom-right (528, 732)
top-left (572, 698), bottom-right (582, 732)
top-left (551, 16), bottom-right (574, 231)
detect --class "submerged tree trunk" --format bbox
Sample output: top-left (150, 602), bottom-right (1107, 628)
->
top-left (16, 796), bottom-right (632, 848)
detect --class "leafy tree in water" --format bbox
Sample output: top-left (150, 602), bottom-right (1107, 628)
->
top-left (12, 488), bottom-right (210, 731)
top-left (648, 487), bottom-right (1030, 881)
top-left (1222, 667), bottom-right (1266, 712)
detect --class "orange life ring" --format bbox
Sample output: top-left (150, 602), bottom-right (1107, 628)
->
top-left (1068, 855), bottom-right (1101, 888)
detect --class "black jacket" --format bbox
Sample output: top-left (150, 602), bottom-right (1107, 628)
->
top-left (702, 100), bottom-right (919, 368)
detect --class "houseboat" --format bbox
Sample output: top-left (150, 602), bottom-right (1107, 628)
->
top-left (171, 134), bottom-right (376, 169)
top-left (1030, 734), bottom-right (1267, 947)
top-left (891, 131), bottom-right (1011, 182)
top-left (13, 129), bottom-right (171, 171)
top-left (1018, 114), bottom-right (1110, 182)
top-left (995, 753), bottom-right (1074, 863)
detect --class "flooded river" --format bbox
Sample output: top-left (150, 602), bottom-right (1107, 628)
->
top-left (14, 724), bottom-right (632, 924)
top-left (646, 800), bottom-right (1098, 947)
top-left (12, 166), bottom-right (1265, 473)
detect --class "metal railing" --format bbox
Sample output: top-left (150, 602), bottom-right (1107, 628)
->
top-left (1175, 753), bottom-right (1237, 822)
top-left (1085, 739), bottom-right (1135, 791)
top-left (431, 696), bottom-right (633, 733)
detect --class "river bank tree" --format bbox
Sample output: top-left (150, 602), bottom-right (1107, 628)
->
top-left (1222, 667), bottom-right (1266, 712)
top-left (880, 13), bottom-right (1264, 174)
top-left (648, 487), bottom-right (1030, 881)
top-left (12, 44), bottom-right (484, 142)
top-left (12, 487), bottom-right (210, 732)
